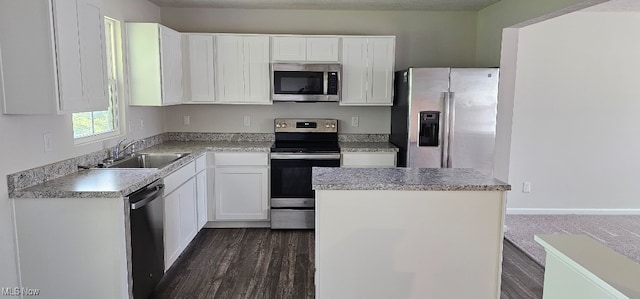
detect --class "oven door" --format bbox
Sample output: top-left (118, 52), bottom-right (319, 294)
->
top-left (270, 153), bottom-right (340, 229)
top-left (270, 153), bottom-right (340, 199)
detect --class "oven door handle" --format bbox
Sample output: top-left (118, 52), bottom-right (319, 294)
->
top-left (270, 153), bottom-right (341, 160)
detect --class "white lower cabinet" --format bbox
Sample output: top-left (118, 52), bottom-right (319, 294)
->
top-left (195, 156), bottom-right (208, 230)
top-left (341, 152), bottom-right (397, 168)
top-left (178, 178), bottom-right (197, 250)
top-left (163, 156), bottom-right (204, 270)
top-left (212, 152), bottom-right (269, 222)
top-left (214, 167), bottom-right (269, 220)
top-left (163, 185), bottom-right (181, 270)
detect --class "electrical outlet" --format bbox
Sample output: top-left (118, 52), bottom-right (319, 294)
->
top-left (351, 116), bottom-right (359, 127)
top-left (43, 133), bottom-right (53, 152)
top-left (183, 115), bottom-right (191, 126)
top-left (140, 118), bottom-right (145, 129)
top-left (243, 116), bottom-right (251, 127)
top-left (523, 182), bottom-right (531, 193)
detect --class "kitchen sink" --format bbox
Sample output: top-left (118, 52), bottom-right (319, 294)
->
top-left (106, 153), bottom-right (190, 169)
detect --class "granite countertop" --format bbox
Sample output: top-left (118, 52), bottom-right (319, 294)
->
top-left (312, 167), bottom-right (511, 191)
top-left (339, 142), bottom-right (398, 152)
top-left (12, 139), bottom-right (400, 199)
top-left (12, 141), bottom-right (273, 199)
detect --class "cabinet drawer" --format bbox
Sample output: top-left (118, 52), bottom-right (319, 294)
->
top-left (195, 154), bottom-right (206, 173)
top-left (164, 161), bottom-right (196, 194)
top-left (341, 152), bottom-right (397, 167)
top-left (214, 152), bottom-right (268, 166)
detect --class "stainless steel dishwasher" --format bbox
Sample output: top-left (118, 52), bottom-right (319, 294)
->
top-left (128, 179), bottom-right (165, 299)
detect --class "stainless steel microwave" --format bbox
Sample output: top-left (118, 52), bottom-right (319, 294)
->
top-left (271, 63), bottom-right (341, 102)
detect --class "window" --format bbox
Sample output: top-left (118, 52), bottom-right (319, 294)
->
top-left (72, 17), bottom-right (121, 142)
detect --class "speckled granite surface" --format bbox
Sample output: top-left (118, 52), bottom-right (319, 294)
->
top-left (505, 215), bottom-right (640, 266)
top-left (339, 142), bottom-right (398, 152)
top-left (9, 139), bottom-right (273, 199)
top-left (166, 132), bottom-right (274, 142)
top-left (338, 134), bottom-right (389, 142)
top-left (312, 167), bottom-right (510, 191)
top-left (13, 169), bottom-right (161, 198)
top-left (8, 133), bottom-right (403, 199)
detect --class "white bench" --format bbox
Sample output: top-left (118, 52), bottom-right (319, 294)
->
top-left (535, 234), bottom-right (640, 299)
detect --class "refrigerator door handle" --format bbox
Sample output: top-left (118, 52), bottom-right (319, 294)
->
top-left (441, 92), bottom-right (451, 168)
top-left (447, 92), bottom-right (456, 168)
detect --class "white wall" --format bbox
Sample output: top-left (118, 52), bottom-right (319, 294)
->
top-left (0, 0), bottom-right (162, 288)
top-left (496, 11), bottom-right (640, 213)
top-left (164, 103), bottom-right (390, 134)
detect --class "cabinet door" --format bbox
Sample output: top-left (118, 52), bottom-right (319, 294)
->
top-left (179, 178), bottom-right (197, 249)
top-left (53, 0), bottom-right (84, 112)
top-left (160, 26), bottom-right (183, 105)
top-left (272, 36), bottom-right (306, 61)
top-left (78, 0), bottom-right (108, 111)
top-left (196, 171), bottom-right (208, 230)
top-left (340, 37), bottom-right (368, 105)
top-left (307, 37), bottom-right (339, 62)
top-left (215, 35), bottom-right (244, 103)
top-left (0, 0), bottom-right (59, 114)
top-left (207, 168), bottom-right (216, 221)
top-left (164, 189), bottom-right (181, 270)
top-left (367, 37), bottom-right (395, 105)
top-left (186, 34), bottom-right (215, 103)
top-left (214, 167), bottom-right (269, 221)
top-left (243, 36), bottom-right (270, 104)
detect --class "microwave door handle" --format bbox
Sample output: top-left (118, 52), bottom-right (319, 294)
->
top-left (323, 71), bottom-right (328, 96)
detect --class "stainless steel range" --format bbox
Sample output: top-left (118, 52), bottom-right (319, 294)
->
top-left (270, 118), bottom-right (340, 229)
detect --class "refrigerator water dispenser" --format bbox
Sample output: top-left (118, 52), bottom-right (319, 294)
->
top-left (419, 111), bottom-right (440, 147)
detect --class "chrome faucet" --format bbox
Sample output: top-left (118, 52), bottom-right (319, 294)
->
top-left (112, 138), bottom-right (143, 161)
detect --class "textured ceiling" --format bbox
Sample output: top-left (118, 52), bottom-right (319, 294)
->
top-left (148, 0), bottom-right (501, 11)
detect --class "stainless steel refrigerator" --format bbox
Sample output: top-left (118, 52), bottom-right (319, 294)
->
top-left (390, 68), bottom-right (499, 174)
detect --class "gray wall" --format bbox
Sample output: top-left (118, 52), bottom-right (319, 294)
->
top-left (161, 8), bottom-right (479, 133)
top-left (161, 8), bottom-right (479, 69)
top-left (475, 0), bottom-right (598, 67)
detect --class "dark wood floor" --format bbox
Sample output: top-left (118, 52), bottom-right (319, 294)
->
top-left (153, 229), bottom-right (544, 299)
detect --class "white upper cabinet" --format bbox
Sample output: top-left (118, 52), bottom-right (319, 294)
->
top-left (272, 37), bottom-right (306, 61)
top-left (183, 34), bottom-right (215, 103)
top-left (127, 23), bottom-right (183, 106)
top-left (341, 36), bottom-right (395, 106)
top-left (214, 35), bottom-right (270, 104)
top-left (272, 36), bottom-right (339, 62)
top-left (0, 0), bottom-right (108, 114)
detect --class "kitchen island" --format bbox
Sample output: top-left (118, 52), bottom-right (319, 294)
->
top-left (312, 167), bottom-right (510, 299)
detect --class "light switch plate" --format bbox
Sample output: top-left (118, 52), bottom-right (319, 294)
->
top-left (523, 182), bottom-right (531, 193)
top-left (183, 115), bottom-right (191, 126)
top-left (43, 133), bottom-right (53, 152)
top-left (351, 116), bottom-right (359, 127)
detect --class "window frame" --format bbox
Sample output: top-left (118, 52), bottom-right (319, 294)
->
top-left (73, 17), bottom-right (125, 145)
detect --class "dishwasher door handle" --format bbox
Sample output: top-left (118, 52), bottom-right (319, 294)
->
top-left (130, 184), bottom-right (165, 210)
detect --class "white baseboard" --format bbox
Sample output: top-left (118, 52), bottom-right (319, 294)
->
top-left (204, 220), bottom-right (271, 228)
top-left (507, 208), bottom-right (640, 215)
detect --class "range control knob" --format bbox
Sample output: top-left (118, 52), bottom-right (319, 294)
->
top-left (325, 124), bottom-right (330, 128)
top-left (281, 123), bottom-right (287, 128)
top-left (276, 124), bottom-right (281, 128)
top-left (330, 124), bottom-right (336, 128)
